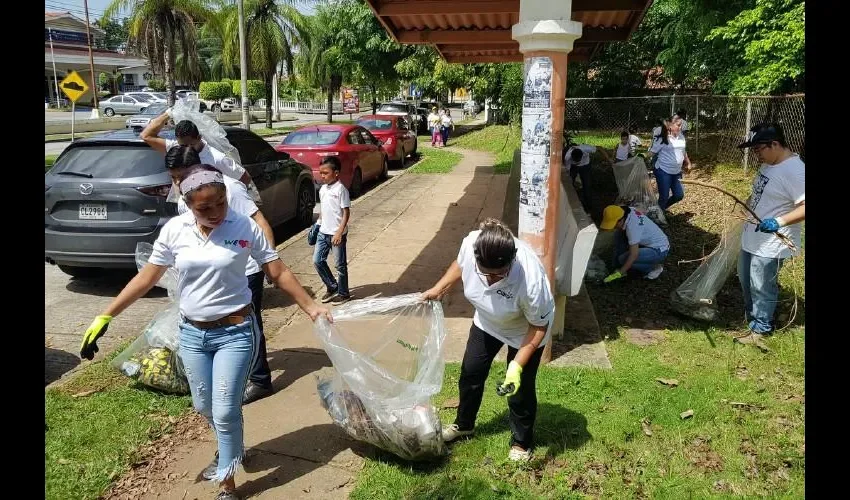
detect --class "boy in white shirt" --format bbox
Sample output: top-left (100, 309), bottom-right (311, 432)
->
top-left (314, 156), bottom-right (352, 304)
top-left (736, 123), bottom-right (805, 338)
top-left (614, 131), bottom-right (632, 162)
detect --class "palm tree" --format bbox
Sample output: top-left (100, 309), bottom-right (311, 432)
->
top-left (221, 0), bottom-right (303, 128)
top-left (104, 0), bottom-right (211, 106)
top-left (296, 12), bottom-right (349, 123)
top-left (197, 3), bottom-right (238, 81)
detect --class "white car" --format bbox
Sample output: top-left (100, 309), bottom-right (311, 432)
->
top-left (182, 92), bottom-right (235, 112)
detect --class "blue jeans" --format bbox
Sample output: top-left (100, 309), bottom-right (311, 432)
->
top-left (178, 313), bottom-right (261, 482)
top-left (654, 168), bottom-right (684, 209)
top-left (441, 127), bottom-right (450, 145)
top-left (738, 250), bottom-right (784, 334)
top-left (314, 233), bottom-right (349, 297)
top-left (613, 230), bottom-right (669, 274)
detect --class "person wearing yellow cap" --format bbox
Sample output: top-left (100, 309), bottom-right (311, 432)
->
top-left (599, 205), bottom-right (670, 282)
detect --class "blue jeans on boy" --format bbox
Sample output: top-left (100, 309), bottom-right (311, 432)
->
top-left (178, 313), bottom-right (261, 482)
top-left (314, 233), bottom-right (349, 297)
top-left (738, 250), bottom-right (784, 334)
top-left (613, 230), bottom-right (668, 274)
top-left (654, 168), bottom-right (685, 209)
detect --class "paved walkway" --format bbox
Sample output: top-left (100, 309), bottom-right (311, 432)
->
top-left (131, 145), bottom-right (509, 499)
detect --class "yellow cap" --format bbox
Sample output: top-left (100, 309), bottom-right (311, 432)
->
top-left (600, 205), bottom-right (625, 230)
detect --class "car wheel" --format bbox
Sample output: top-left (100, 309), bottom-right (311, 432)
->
top-left (411, 139), bottom-right (418, 155)
top-left (58, 265), bottom-right (103, 280)
top-left (380, 157), bottom-right (390, 179)
top-left (350, 168), bottom-right (363, 198)
top-left (212, 104), bottom-right (221, 112)
top-left (295, 181), bottom-right (315, 229)
top-left (199, 102), bottom-right (207, 113)
top-left (392, 149), bottom-right (405, 169)
top-left (104, 108), bottom-right (115, 117)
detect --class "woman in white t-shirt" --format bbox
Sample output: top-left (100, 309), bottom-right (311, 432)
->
top-left (428, 107), bottom-right (443, 147)
top-left (79, 169), bottom-right (331, 500)
top-left (421, 218), bottom-right (555, 463)
top-left (598, 205), bottom-right (670, 282)
top-left (649, 118), bottom-right (692, 210)
top-left (441, 109), bottom-right (454, 146)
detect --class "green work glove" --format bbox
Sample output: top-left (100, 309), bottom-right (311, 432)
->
top-left (603, 270), bottom-right (626, 283)
top-left (497, 360), bottom-right (523, 397)
top-left (80, 315), bottom-right (112, 360)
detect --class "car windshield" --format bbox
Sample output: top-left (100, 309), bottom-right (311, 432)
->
top-left (282, 130), bottom-right (341, 146)
top-left (49, 146), bottom-right (166, 178)
top-left (356, 119), bottom-right (393, 130)
top-left (378, 104), bottom-right (408, 113)
top-left (141, 104), bottom-right (168, 115)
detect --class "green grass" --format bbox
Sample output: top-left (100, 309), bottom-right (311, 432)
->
top-left (46, 155), bottom-right (58, 172)
top-left (409, 147), bottom-right (464, 174)
top-left (351, 329), bottom-right (805, 499)
top-left (45, 349), bottom-right (193, 500)
top-left (451, 125), bottom-right (519, 175)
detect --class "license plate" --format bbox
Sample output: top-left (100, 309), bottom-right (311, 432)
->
top-left (79, 203), bottom-right (107, 220)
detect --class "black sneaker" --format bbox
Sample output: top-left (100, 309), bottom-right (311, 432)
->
top-left (331, 295), bottom-right (351, 305)
top-left (215, 490), bottom-right (241, 500)
top-left (243, 382), bottom-right (274, 405)
top-left (320, 289), bottom-right (338, 303)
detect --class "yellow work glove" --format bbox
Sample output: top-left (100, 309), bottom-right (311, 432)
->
top-left (603, 270), bottom-right (626, 283)
top-left (497, 360), bottom-right (523, 397)
top-left (80, 315), bottom-right (112, 360)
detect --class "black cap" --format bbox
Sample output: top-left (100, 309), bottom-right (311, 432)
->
top-left (738, 123), bottom-right (786, 149)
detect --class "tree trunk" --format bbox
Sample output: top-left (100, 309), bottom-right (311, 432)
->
top-left (265, 72), bottom-right (273, 129)
top-left (164, 37), bottom-right (176, 107)
top-left (371, 83), bottom-right (377, 114)
top-left (327, 84), bottom-right (333, 123)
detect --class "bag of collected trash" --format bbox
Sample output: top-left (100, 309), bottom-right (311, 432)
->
top-left (111, 243), bottom-right (189, 394)
top-left (170, 97), bottom-right (240, 163)
top-left (612, 156), bottom-right (667, 226)
top-left (670, 216), bottom-right (745, 322)
top-left (313, 294), bottom-right (449, 461)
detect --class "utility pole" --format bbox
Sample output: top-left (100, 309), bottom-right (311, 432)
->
top-left (83, 0), bottom-right (100, 117)
top-left (48, 28), bottom-right (61, 109)
top-left (238, 0), bottom-right (250, 129)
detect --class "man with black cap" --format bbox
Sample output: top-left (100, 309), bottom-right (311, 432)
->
top-left (737, 123), bottom-right (805, 338)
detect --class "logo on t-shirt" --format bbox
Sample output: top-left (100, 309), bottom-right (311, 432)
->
top-left (496, 289), bottom-right (515, 300)
top-left (749, 173), bottom-right (769, 210)
top-left (634, 210), bottom-right (645, 226)
top-left (224, 239), bottom-right (251, 248)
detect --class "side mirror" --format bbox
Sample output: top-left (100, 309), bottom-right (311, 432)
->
top-left (278, 151), bottom-right (291, 160)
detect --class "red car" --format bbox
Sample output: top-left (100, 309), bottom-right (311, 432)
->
top-left (355, 114), bottom-right (418, 167)
top-left (275, 124), bottom-right (389, 198)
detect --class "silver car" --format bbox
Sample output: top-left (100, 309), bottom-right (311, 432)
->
top-left (99, 94), bottom-right (150, 116)
top-left (125, 103), bottom-right (169, 131)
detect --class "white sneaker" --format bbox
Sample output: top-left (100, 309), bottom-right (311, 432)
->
top-left (508, 447), bottom-right (532, 462)
top-left (645, 265), bottom-right (664, 280)
top-left (441, 423), bottom-right (474, 443)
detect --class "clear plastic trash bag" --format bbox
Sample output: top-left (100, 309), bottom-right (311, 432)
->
top-left (313, 294), bottom-right (449, 461)
top-left (612, 156), bottom-right (667, 226)
top-left (111, 243), bottom-right (189, 394)
top-left (170, 97), bottom-right (240, 163)
top-left (670, 216), bottom-right (745, 322)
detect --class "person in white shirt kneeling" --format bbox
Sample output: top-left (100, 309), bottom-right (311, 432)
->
top-left (599, 205), bottom-right (670, 282)
top-left (421, 218), bottom-right (555, 463)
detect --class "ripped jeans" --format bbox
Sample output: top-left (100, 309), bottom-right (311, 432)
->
top-left (178, 312), bottom-right (261, 482)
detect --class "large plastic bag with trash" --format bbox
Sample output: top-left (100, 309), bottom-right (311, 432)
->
top-left (110, 243), bottom-right (189, 394)
top-left (612, 156), bottom-right (667, 226)
top-left (313, 294), bottom-right (449, 461)
top-left (169, 97), bottom-right (240, 163)
top-left (670, 216), bottom-right (745, 322)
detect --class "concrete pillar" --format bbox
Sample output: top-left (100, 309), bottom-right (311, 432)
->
top-left (512, 0), bottom-right (582, 363)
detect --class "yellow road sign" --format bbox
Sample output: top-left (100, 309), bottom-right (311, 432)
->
top-left (59, 71), bottom-right (89, 103)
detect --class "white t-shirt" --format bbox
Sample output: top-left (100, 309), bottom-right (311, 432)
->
top-left (628, 134), bottom-right (642, 153)
top-left (742, 155), bottom-right (805, 259)
top-left (441, 115), bottom-right (453, 128)
top-left (564, 144), bottom-right (597, 170)
top-left (623, 209), bottom-right (670, 252)
top-left (652, 126), bottom-right (662, 139)
top-left (650, 134), bottom-right (687, 174)
top-left (615, 143), bottom-right (631, 161)
top-left (177, 176), bottom-right (263, 276)
top-left (164, 138), bottom-right (246, 180)
top-left (148, 208), bottom-right (279, 321)
top-left (457, 231), bottom-right (555, 349)
top-left (318, 181), bottom-right (351, 236)
top-left (427, 113), bottom-right (441, 128)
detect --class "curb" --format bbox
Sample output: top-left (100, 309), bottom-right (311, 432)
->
top-left (276, 166), bottom-right (411, 253)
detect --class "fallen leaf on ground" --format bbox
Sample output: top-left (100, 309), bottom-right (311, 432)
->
top-left (731, 402), bottom-right (765, 411)
top-left (441, 398), bottom-right (460, 409)
top-left (71, 389), bottom-right (99, 398)
top-left (656, 378), bottom-right (679, 387)
top-left (641, 418), bottom-right (653, 436)
top-left (680, 409), bottom-right (694, 419)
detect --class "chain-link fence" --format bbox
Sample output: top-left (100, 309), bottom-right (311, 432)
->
top-left (565, 94), bottom-right (805, 170)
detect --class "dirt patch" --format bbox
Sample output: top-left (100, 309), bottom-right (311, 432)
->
top-left (104, 412), bottom-right (209, 499)
top-left (685, 437), bottom-right (724, 473)
top-left (624, 328), bottom-right (666, 346)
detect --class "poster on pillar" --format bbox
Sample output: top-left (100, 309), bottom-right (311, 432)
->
top-left (519, 57), bottom-right (554, 252)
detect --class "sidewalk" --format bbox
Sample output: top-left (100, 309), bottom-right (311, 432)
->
top-left (132, 146), bottom-right (509, 499)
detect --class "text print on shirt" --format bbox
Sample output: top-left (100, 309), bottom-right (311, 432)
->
top-left (496, 289), bottom-right (515, 300)
top-left (749, 173), bottom-right (770, 210)
top-left (224, 239), bottom-right (252, 248)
